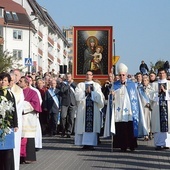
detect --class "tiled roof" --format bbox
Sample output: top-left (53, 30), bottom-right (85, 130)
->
top-left (1, 0), bottom-right (27, 14)
top-left (1, 0), bottom-right (30, 28)
top-left (4, 12), bottom-right (30, 27)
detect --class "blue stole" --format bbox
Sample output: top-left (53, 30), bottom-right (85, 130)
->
top-left (158, 83), bottom-right (168, 132)
top-left (113, 80), bottom-right (140, 137)
top-left (138, 86), bottom-right (150, 103)
top-left (48, 88), bottom-right (59, 108)
top-left (85, 84), bottom-right (94, 132)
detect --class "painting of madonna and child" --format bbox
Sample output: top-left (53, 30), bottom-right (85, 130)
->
top-left (73, 26), bottom-right (113, 79)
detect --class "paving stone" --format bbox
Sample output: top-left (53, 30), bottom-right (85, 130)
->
top-left (20, 135), bottom-right (170, 170)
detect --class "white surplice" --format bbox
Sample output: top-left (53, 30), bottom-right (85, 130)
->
top-left (138, 84), bottom-right (154, 133)
top-left (30, 86), bottom-right (43, 149)
top-left (108, 85), bottom-right (133, 136)
top-left (11, 84), bottom-right (24, 170)
top-left (150, 79), bottom-right (170, 147)
top-left (74, 81), bottom-right (104, 146)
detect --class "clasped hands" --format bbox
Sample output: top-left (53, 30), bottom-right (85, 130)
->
top-left (110, 90), bottom-right (115, 96)
top-left (159, 85), bottom-right (166, 93)
top-left (86, 85), bottom-right (92, 94)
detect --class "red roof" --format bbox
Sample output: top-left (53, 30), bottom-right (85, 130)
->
top-left (0, 0), bottom-right (27, 14)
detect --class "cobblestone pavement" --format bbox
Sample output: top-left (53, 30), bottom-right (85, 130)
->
top-left (20, 135), bottom-right (170, 170)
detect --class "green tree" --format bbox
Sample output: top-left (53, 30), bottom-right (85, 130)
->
top-left (0, 48), bottom-right (13, 72)
top-left (0, 47), bottom-right (23, 73)
top-left (150, 60), bottom-right (165, 73)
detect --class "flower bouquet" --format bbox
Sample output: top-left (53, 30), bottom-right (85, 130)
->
top-left (0, 95), bottom-right (14, 141)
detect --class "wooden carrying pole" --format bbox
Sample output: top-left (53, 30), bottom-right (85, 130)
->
top-left (111, 39), bottom-right (115, 152)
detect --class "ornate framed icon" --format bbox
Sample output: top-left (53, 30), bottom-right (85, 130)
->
top-left (73, 26), bottom-right (113, 80)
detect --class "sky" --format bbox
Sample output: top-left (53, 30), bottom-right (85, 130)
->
top-left (37, 0), bottom-right (170, 74)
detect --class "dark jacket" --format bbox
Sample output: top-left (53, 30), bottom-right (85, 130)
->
top-left (164, 61), bottom-right (169, 71)
top-left (60, 81), bottom-right (77, 106)
top-left (102, 82), bottom-right (112, 100)
top-left (44, 88), bottom-right (61, 113)
top-left (139, 63), bottom-right (149, 72)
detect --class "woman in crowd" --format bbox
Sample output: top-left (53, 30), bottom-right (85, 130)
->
top-left (139, 76), bottom-right (154, 140)
top-left (0, 72), bottom-right (18, 170)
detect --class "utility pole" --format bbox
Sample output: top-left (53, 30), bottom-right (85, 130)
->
top-left (28, 17), bottom-right (37, 72)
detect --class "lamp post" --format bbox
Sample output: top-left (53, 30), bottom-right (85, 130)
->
top-left (28, 17), bottom-right (37, 72)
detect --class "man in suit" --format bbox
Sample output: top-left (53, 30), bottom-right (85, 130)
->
top-left (60, 73), bottom-right (77, 138)
top-left (44, 79), bottom-right (61, 136)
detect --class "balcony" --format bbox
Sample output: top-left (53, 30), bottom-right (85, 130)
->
top-left (63, 50), bottom-right (67, 59)
top-left (48, 52), bottom-right (54, 61)
top-left (57, 43), bottom-right (60, 50)
top-left (38, 30), bottom-right (43, 39)
top-left (48, 37), bottom-right (54, 46)
top-left (57, 58), bottom-right (61, 64)
top-left (63, 49), bottom-right (67, 56)
top-left (38, 48), bottom-right (43, 56)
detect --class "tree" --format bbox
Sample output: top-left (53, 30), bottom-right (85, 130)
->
top-left (0, 48), bottom-right (13, 72)
top-left (0, 47), bottom-right (24, 73)
top-left (150, 60), bottom-right (165, 73)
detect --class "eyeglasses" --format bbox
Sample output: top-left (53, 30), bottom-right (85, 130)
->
top-left (119, 74), bottom-right (125, 76)
top-left (86, 74), bottom-right (93, 76)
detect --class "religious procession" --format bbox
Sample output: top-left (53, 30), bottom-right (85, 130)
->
top-left (0, 60), bottom-right (170, 170)
top-left (0, 1), bottom-right (170, 169)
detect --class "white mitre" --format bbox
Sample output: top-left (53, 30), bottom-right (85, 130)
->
top-left (117, 63), bottom-right (128, 73)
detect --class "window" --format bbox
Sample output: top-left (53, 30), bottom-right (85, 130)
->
top-left (6, 11), bottom-right (12, 20)
top-left (69, 43), bottom-right (73, 48)
top-left (13, 50), bottom-right (22, 60)
top-left (48, 46), bottom-right (53, 52)
top-left (38, 55), bottom-right (42, 67)
top-left (69, 49), bottom-right (73, 54)
top-left (67, 38), bottom-right (72, 42)
top-left (13, 30), bottom-right (22, 40)
top-left (12, 12), bottom-right (19, 21)
top-left (0, 8), bottom-right (3, 18)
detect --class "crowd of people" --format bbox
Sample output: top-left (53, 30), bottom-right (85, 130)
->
top-left (0, 60), bottom-right (170, 169)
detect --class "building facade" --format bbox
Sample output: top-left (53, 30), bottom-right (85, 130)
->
top-left (0, 0), bottom-right (69, 74)
top-left (63, 26), bottom-right (73, 73)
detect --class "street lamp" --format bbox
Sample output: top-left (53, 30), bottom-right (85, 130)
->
top-left (28, 17), bottom-right (38, 72)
